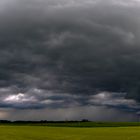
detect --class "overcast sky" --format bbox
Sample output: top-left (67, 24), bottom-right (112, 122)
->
top-left (0, 0), bottom-right (140, 121)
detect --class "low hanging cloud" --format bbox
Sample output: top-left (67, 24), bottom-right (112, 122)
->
top-left (0, 0), bottom-right (140, 120)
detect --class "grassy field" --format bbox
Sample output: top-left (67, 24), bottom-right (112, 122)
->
top-left (1, 121), bottom-right (140, 127)
top-left (0, 125), bottom-right (140, 140)
top-left (44, 122), bottom-right (140, 127)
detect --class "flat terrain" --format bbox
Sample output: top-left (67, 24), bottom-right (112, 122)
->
top-left (0, 125), bottom-right (140, 140)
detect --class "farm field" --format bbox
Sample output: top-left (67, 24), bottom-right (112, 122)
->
top-left (0, 125), bottom-right (140, 140)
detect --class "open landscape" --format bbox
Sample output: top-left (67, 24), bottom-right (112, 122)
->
top-left (0, 122), bottom-right (140, 140)
top-left (1, 0), bottom-right (140, 139)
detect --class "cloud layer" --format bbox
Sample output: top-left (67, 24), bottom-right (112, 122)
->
top-left (0, 0), bottom-right (140, 120)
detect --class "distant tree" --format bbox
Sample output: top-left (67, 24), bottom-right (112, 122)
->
top-left (81, 119), bottom-right (89, 122)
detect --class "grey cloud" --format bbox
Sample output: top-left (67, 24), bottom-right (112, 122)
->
top-left (89, 92), bottom-right (140, 112)
top-left (0, 106), bottom-right (137, 121)
top-left (0, 0), bottom-right (140, 120)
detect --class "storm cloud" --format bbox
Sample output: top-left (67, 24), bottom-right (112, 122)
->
top-left (0, 0), bottom-right (140, 120)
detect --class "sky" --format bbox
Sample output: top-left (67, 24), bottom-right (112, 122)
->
top-left (0, 0), bottom-right (140, 121)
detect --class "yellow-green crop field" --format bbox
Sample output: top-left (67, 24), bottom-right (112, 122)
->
top-left (0, 126), bottom-right (140, 140)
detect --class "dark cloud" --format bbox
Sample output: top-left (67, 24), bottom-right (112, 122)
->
top-left (0, 0), bottom-right (140, 120)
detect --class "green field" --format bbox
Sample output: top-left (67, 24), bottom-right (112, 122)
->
top-left (0, 125), bottom-right (140, 140)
